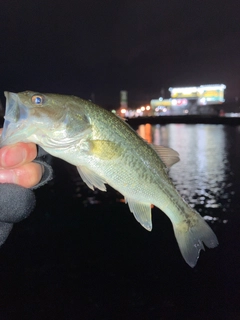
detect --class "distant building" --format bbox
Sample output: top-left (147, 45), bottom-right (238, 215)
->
top-left (169, 84), bottom-right (226, 104)
top-left (119, 91), bottom-right (128, 117)
top-left (151, 84), bottom-right (226, 115)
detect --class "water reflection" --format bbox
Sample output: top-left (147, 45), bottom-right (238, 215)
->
top-left (138, 124), bottom-right (232, 219)
top-left (138, 123), bottom-right (152, 143)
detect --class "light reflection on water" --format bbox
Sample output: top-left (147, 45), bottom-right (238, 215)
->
top-left (137, 124), bottom-right (234, 221)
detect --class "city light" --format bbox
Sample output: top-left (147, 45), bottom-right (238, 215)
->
top-left (117, 84), bottom-right (226, 118)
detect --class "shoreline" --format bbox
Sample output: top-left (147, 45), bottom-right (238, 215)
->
top-left (126, 115), bottom-right (240, 126)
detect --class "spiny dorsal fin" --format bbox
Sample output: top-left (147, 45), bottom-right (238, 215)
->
top-left (151, 145), bottom-right (180, 168)
top-left (115, 114), bottom-right (127, 121)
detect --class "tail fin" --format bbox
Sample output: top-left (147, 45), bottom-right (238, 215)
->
top-left (173, 213), bottom-right (218, 267)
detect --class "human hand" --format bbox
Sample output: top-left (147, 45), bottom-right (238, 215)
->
top-left (0, 129), bottom-right (43, 188)
top-left (0, 128), bottom-right (53, 246)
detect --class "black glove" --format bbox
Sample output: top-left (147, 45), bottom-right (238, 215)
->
top-left (0, 147), bottom-right (53, 246)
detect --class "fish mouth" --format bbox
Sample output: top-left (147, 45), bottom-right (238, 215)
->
top-left (0, 92), bottom-right (30, 147)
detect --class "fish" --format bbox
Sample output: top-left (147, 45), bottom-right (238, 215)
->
top-left (0, 90), bottom-right (218, 267)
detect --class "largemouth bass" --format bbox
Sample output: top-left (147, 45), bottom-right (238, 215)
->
top-left (0, 91), bottom-right (218, 267)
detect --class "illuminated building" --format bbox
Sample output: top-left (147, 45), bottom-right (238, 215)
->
top-left (169, 84), bottom-right (226, 104)
top-left (151, 84), bottom-right (226, 115)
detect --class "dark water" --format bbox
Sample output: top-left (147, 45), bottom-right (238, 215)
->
top-left (138, 124), bottom-right (236, 218)
top-left (0, 124), bottom-right (240, 320)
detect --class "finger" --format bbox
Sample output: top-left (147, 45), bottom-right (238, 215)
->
top-left (0, 162), bottom-right (43, 188)
top-left (0, 142), bottom-right (37, 168)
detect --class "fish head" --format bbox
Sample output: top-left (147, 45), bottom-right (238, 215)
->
top-left (1, 91), bottom-right (91, 148)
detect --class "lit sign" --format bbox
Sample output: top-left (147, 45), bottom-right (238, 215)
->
top-left (198, 85), bottom-right (226, 103)
top-left (169, 84), bottom-right (226, 103)
top-left (169, 87), bottom-right (199, 99)
top-left (150, 99), bottom-right (171, 107)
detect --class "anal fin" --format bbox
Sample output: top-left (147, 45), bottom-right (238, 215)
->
top-left (77, 165), bottom-right (107, 191)
top-left (125, 197), bottom-right (152, 231)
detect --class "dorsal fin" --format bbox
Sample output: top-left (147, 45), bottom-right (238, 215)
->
top-left (151, 145), bottom-right (180, 168)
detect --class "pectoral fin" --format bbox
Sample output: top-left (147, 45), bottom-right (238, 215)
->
top-left (125, 197), bottom-right (152, 231)
top-left (77, 165), bottom-right (107, 191)
top-left (151, 145), bottom-right (180, 168)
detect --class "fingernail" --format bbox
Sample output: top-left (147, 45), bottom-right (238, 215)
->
top-left (1, 146), bottom-right (27, 167)
top-left (0, 169), bottom-right (17, 184)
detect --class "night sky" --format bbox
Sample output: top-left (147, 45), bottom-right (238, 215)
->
top-left (0, 0), bottom-right (240, 108)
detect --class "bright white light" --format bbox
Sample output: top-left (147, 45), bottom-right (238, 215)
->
top-left (146, 105), bottom-right (151, 110)
top-left (136, 109), bottom-right (141, 113)
top-left (169, 87), bottom-right (198, 94)
top-left (198, 88), bottom-right (204, 94)
top-left (200, 84), bottom-right (226, 90)
top-left (169, 84), bottom-right (226, 96)
top-left (121, 108), bottom-right (126, 114)
top-left (199, 97), bottom-right (207, 105)
top-left (141, 106), bottom-right (145, 111)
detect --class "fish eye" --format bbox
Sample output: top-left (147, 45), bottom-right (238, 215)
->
top-left (31, 95), bottom-right (44, 105)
